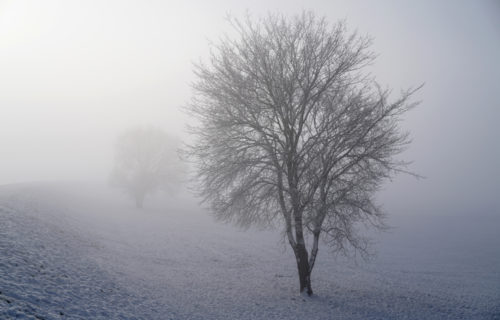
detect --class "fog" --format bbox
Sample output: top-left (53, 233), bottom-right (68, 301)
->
top-left (1, 0), bottom-right (499, 216)
top-left (0, 0), bottom-right (499, 243)
top-left (1, 1), bottom-right (499, 318)
top-left (1, 1), bottom-right (498, 218)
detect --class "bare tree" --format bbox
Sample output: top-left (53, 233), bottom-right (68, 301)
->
top-left (110, 126), bottom-right (183, 208)
top-left (187, 12), bottom-right (420, 295)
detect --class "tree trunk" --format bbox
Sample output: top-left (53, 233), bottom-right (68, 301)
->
top-left (290, 197), bottom-right (314, 296)
top-left (294, 243), bottom-right (313, 296)
top-left (308, 231), bottom-right (320, 274)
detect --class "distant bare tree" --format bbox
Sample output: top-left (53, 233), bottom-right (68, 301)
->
top-left (110, 126), bottom-right (183, 208)
top-left (187, 12), bottom-right (420, 295)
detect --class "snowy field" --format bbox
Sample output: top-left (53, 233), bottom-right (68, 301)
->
top-left (0, 182), bottom-right (498, 319)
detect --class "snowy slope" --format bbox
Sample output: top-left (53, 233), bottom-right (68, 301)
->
top-left (0, 182), bottom-right (499, 319)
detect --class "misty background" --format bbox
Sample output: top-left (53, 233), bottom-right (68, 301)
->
top-left (1, 0), bottom-right (499, 222)
top-left (1, 2), bottom-right (499, 318)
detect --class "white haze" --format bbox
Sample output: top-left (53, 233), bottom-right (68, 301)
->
top-left (1, 0), bottom-right (499, 219)
top-left (1, 2), bottom-right (499, 318)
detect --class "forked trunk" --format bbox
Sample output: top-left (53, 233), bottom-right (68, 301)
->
top-left (294, 243), bottom-right (313, 296)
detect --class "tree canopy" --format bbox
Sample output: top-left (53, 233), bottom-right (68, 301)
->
top-left (187, 12), bottom-right (420, 295)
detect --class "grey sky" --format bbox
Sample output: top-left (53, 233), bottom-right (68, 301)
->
top-left (0, 0), bottom-right (499, 217)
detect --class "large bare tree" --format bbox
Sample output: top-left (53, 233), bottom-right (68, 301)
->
top-left (187, 12), bottom-right (420, 295)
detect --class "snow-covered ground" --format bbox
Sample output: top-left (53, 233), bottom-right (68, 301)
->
top-left (0, 182), bottom-right (498, 319)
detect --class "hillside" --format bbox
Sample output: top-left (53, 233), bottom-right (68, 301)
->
top-left (0, 182), bottom-right (498, 319)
